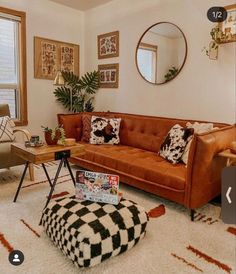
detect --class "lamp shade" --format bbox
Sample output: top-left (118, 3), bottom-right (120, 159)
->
top-left (53, 71), bottom-right (65, 85)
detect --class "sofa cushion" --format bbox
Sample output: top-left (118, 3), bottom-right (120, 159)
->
top-left (81, 114), bottom-right (92, 142)
top-left (0, 116), bottom-right (15, 142)
top-left (159, 124), bottom-right (194, 164)
top-left (79, 143), bottom-right (186, 190)
top-left (90, 116), bottom-right (121, 145)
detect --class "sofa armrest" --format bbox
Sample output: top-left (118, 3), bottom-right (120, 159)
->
top-left (13, 129), bottom-right (31, 141)
top-left (185, 125), bottom-right (236, 208)
top-left (57, 113), bottom-right (83, 141)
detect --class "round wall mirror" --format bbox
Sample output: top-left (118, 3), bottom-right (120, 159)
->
top-left (136, 22), bottom-right (187, 85)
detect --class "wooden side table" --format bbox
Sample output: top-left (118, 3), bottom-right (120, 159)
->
top-left (218, 149), bottom-right (236, 166)
top-left (11, 143), bottom-right (84, 224)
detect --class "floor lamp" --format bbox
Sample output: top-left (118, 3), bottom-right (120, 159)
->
top-left (53, 71), bottom-right (73, 111)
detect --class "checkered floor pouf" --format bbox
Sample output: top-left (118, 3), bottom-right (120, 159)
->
top-left (42, 196), bottom-right (149, 268)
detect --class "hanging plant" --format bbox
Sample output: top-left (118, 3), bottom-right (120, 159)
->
top-left (54, 71), bottom-right (100, 112)
top-left (202, 26), bottom-right (223, 57)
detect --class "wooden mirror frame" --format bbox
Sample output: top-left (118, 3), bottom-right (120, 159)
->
top-left (135, 22), bottom-right (188, 85)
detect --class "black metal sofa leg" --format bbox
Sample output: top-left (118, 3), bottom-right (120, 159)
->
top-left (190, 209), bottom-right (195, 221)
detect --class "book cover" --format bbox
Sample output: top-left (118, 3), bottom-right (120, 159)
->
top-left (75, 170), bottom-right (120, 205)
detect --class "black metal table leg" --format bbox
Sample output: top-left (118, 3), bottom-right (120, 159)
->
top-left (13, 162), bottom-right (29, 202)
top-left (190, 209), bottom-right (195, 221)
top-left (39, 158), bottom-right (64, 225)
top-left (42, 163), bottom-right (53, 187)
top-left (64, 157), bottom-right (76, 186)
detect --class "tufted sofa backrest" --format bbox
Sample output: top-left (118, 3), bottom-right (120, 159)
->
top-left (58, 112), bottom-right (228, 153)
top-left (96, 112), bottom-right (228, 152)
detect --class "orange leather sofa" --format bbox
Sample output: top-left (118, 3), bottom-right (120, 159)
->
top-left (58, 112), bottom-right (235, 217)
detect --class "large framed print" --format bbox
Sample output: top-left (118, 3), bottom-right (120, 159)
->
top-left (219, 4), bottom-right (236, 43)
top-left (34, 37), bottom-right (80, 80)
top-left (97, 31), bottom-right (119, 59)
top-left (98, 63), bottom-right (119, 88)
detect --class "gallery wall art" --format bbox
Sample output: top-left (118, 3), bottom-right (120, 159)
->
top-left (98, 63), bottom-right (119, 88)
top-left (97, 31), bottom-right (119, 59)
top-left (219, 4), bottom-right (236, 43)
top-left (34, 37), bottom-right (80, 80)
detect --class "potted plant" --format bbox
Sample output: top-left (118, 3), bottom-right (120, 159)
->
top-left (41, 126), bottom-right (65, 146)
top-left (54, 71), bottom-right (100, 112)
top-left (202, 26), bottom-right (224, 57)
top-left (164, 67), bottom-right (178, 82)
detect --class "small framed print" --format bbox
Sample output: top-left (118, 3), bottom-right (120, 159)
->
top-left (219, 4), bottom-right (236, 43)
top-left (98, 63), bottom-right (119, 88)
top-left (34, 37), bottom-right (79, 80)
top-left (97, 31), bottom-right (119, 59)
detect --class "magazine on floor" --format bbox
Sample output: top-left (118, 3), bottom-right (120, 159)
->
top-left (75, 170), bottom-right (120, 205)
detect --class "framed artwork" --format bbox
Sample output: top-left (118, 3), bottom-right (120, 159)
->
top-left (219, 4), bottom-right (236, 43)
top-left (97, 31), bottom-right (119, 59)
top-left (98, 63), bottom-right (119, 88)
top-left (34, 37), bottom-right (80, 80)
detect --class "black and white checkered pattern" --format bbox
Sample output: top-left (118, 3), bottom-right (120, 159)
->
top-left (42, 196), bottom-right (149, 268)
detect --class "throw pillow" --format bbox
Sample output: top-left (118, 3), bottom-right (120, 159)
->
top-left (0, 116), bottom-right (15, 142)
top-left (81, 114), bottom-right (92, 142)
top-left (181, 122), bottom-right (218, 164)
top-left (159, 124), bottom-right (194, 164)
top-left (90, 116), bottom-right (121, 145)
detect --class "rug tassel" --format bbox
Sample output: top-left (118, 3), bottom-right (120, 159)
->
top-left (147, 204), bottom-right (165, 218)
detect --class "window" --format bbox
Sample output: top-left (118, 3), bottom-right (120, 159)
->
top-left (0, 7), bottom-right (27, 125)
top-left (137, 43), bottom-right (157, 83)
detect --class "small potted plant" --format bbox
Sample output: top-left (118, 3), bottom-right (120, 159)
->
top-left (41, 125), bottom-right (65, 146)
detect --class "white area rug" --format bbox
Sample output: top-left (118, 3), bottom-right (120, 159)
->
top-left (0, 163), bottom-right (235, 274)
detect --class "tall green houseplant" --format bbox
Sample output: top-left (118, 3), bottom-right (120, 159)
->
top-left (54, 71), bottom-right (99, 112)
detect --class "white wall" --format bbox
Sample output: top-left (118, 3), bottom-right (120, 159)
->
top-left (85, 0), bottom-right (236, 124)
top-left (0, 0), bottom-right (84, 137)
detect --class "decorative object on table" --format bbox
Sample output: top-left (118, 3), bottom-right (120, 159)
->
top-left (41, 196), bottom-right (148, 268)
top-left (25, 140), bottom-right (44, 147)
top-left (164, 67), bottom-right (179, 82)
top-left (97, 31), bottom-right (119, 59)
top-left (98, 63), bottom-right (119, 88)
top-left (30, 135), bottom-right (40, 144)
top-left (34, 36), bottom-right (79, 80)
top-left (219, 4), bottom-right (236, 43)
top-left (41, 126), bottom-right (65, 146)
top-left (90, 116), bottom-right (121, 145)
top-left (64, 138), bottom-right (76, 146)
top-left (53, 71), bottom-right (99, 112)
top-left (76, 170), bottom-right (120, 205)
top-left (159, 124), bottom-right (194, 164)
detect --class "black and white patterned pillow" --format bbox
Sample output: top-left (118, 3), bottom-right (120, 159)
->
top-left (0, 116), bottom-right (15, 142)
top-left (159, 124), bottom-right (194, 164)
top-left (90, 116), bottom-right (121, 145)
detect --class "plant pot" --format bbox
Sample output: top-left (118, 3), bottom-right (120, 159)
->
top-left (44, 131), bottom-right (61, 146)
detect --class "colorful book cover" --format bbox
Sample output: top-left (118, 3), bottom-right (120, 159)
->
top-left (75, 170), bottom-right (120, 205)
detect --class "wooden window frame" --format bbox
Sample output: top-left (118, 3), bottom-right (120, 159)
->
top-left (139, 42), bottom-right (158, 83)
top-left (0, 7), bottom-right (27, 126)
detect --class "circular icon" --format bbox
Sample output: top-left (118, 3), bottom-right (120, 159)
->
top-left (207, 7), bottom-right (227, 22)
top-left (8, 250), bottom-right (24, 266)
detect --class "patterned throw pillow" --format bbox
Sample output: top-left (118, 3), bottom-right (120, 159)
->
top-left (181, 122), bottom-right (216, 165)
top-left (90, 116), bottom-right (121, 145)
top-left (81, 114), bottom-right (92, 142)
top-left (159, 124), bottom-right (194, 164)
top-left (0, 116), bottom-right (15, 142)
